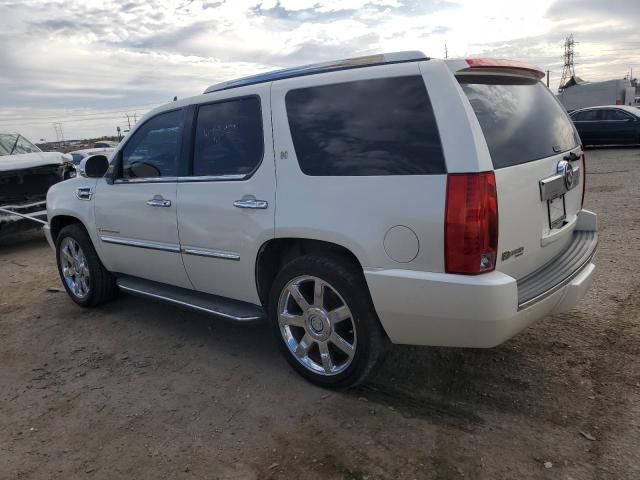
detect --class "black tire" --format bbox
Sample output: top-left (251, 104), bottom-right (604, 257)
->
top-left (268, 254), bottom-right (389, 389)
top-left (55, 223), bottom-right (117, 307)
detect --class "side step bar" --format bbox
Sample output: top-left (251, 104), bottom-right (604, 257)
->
top-left (116, 274), bottom-right (266, 323)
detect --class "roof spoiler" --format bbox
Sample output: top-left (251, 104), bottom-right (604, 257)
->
top-left (447, 58), bottom-right (545, 80)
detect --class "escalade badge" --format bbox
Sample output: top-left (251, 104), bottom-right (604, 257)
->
top-left (557, 160), bottom-right (575, 190)
top-left (501, 246), bottom-right (524, 262)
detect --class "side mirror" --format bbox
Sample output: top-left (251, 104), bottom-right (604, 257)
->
top-left (79, 155), bottom-right (109, 178)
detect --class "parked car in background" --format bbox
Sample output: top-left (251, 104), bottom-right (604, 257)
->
top-left (45, 52), bottom-right (597, 388)
top-left (0, 132), bottom-right (75, 234)
top-left (93, 140), bottom-right (119, 149)
top-left (68, 147), bottom-right (115, 166)
top-left (570, 105), bottom-right (640, 146)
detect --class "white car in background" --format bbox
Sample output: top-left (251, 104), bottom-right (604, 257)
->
top-left (0, 132), bottom-right (74, 234)
top-left (68, 147), bottom-right (115, 166)
top-left (45, 52), bottom-right (597, 388)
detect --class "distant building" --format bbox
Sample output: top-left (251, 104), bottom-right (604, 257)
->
top-left (558, 76), bottom-right (638, 111)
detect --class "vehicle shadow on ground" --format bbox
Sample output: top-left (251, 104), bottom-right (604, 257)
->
top-left (0, 229), bottom-right (47, 251)
top-left (354, 341), bottom-right (542, 426)
top-left (95, 291), bottom-right (553, 432)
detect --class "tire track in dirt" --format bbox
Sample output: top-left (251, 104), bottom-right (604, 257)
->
top-left (587, 282), bottom-right (640, 478)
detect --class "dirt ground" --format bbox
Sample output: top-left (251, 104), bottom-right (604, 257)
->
top-left (1, 148), bottom-right (639, 480)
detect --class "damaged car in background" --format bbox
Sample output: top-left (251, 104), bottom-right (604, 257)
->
top-left (0, 132), bottom-right (75, 234)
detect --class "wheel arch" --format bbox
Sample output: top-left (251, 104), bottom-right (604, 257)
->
top-left (50, 214), bottom-right (87, 244)
top-left (255, 237), bottom-right (365, 306)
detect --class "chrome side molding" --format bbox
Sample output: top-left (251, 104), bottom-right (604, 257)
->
top-left (100, 235), bottom-right (181, 253)
top-left (99, 235), bottom-right (240, 260)
top-left (182, 247), bottom-right (240, 261)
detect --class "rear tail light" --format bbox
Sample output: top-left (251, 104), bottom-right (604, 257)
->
top-left (445, 172), bottom-right (499, 275)
top-left (581, 151), bottom-right (586, 208)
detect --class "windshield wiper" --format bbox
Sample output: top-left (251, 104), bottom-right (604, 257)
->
top-left (9, 134), bottom-right (20, 155)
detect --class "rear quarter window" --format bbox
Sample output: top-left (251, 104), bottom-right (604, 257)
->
top-left (459, 76), bottom-right (579, 169)
top-left (285, 76), bottom-right (446, 176)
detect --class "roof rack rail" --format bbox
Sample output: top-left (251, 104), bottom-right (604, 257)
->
top-left (204, 51), bottom-right (429, 94)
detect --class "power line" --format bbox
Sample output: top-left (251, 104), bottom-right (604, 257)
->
top-left (0, 102), bottom-right (161, 123)
top-left (0, 112), bottom-right (152, 128)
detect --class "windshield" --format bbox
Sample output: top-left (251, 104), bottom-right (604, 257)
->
top-left (0, 133), bottom-right (42, 157)
top-left (459, 76), bottom-right (579, 169)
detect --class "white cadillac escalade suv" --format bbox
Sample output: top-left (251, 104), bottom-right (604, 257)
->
top-left (45, 52), bottom-right (597, 388)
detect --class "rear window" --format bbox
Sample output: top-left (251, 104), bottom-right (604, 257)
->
top-left (459, 76), bottom-right (579, 169)
top-left (285, 76), bottom-right (446, 176)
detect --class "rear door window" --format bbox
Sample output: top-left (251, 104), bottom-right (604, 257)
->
top-left (192, 97), bottom-right (263, 177)
top-left (459, 77), bottom-right (579, 169)
top-left (285, 76), bottom-right (446, 176)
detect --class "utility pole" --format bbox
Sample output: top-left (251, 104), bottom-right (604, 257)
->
top-left (559, 34), bottom-right (576, 92)
top-left (52, 122), bottom-right (64, 143)
top-left (444, 42), bottom-right (448, 59)
top-left (133, 112), bottom-right (137, 124)
top-left (546, 70), bottom-right (550, 88)
top-left (125, 114), bottom-right (131, 130)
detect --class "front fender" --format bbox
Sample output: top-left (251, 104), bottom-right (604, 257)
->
top-left (47, 177), bottom-right (105, 261)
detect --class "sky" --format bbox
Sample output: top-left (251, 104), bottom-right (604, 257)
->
top-left (0, 0), bottom-right (639, 142)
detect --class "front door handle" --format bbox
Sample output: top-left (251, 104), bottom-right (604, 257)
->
top-left (234, 197), bottom-right (268, 210)
top-left (146, 197), bottom-right (172, 207)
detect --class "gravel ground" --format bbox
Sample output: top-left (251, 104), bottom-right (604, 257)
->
top-left (1, 147), bottom-right (639, 480)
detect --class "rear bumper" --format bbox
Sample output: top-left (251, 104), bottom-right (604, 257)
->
top-left (364, 210), bottom-right (597, 348)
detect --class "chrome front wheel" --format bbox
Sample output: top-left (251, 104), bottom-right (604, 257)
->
top-left (278, 275), bottom-right (357, 376)
top-left (59, 237), bottom-right (91, 299)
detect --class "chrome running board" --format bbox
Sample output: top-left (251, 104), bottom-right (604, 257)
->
top-left (116, 274), bottom-right (265, 323)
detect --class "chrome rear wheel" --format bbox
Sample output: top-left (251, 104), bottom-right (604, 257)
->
top-left (278, 275), bottom-right (357, 376)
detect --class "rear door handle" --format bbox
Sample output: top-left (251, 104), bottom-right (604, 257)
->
top-left (146, 198), bottom-right (172, 207)
top-left (234, 197), bottom-right (268, 209)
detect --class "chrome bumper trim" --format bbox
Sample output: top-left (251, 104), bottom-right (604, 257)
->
top-left (517, 229), bottom-right (597, 310)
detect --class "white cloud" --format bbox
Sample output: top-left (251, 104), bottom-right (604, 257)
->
top-left (0, 0), bottom-right (639, 140)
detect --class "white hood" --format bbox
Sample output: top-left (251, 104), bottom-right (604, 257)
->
top-left (0, 151), bottom-right (72, 172)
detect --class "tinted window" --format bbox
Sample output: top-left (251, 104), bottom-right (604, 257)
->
top-left (70, 153), bottom-right (84, 165)
top-left (572, 110), bottom-right (599, 121)
top-left (460, 77), bottom-right (579, 169)
top-left (0, 133), bottom-right (41, 156)
top-left (121, 109), bottom-right (182, 179)
top-left (602, 109), bottom-right (632, 121)
top-left (285, 76), bottom-right (445, 176)
top-left (193, 97), bottom-right (263, 176)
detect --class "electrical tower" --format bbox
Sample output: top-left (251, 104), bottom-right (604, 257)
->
top-left (559, 34), bottom-right (576, 92)
top-left (52, 122), bottom-right (65, 142)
